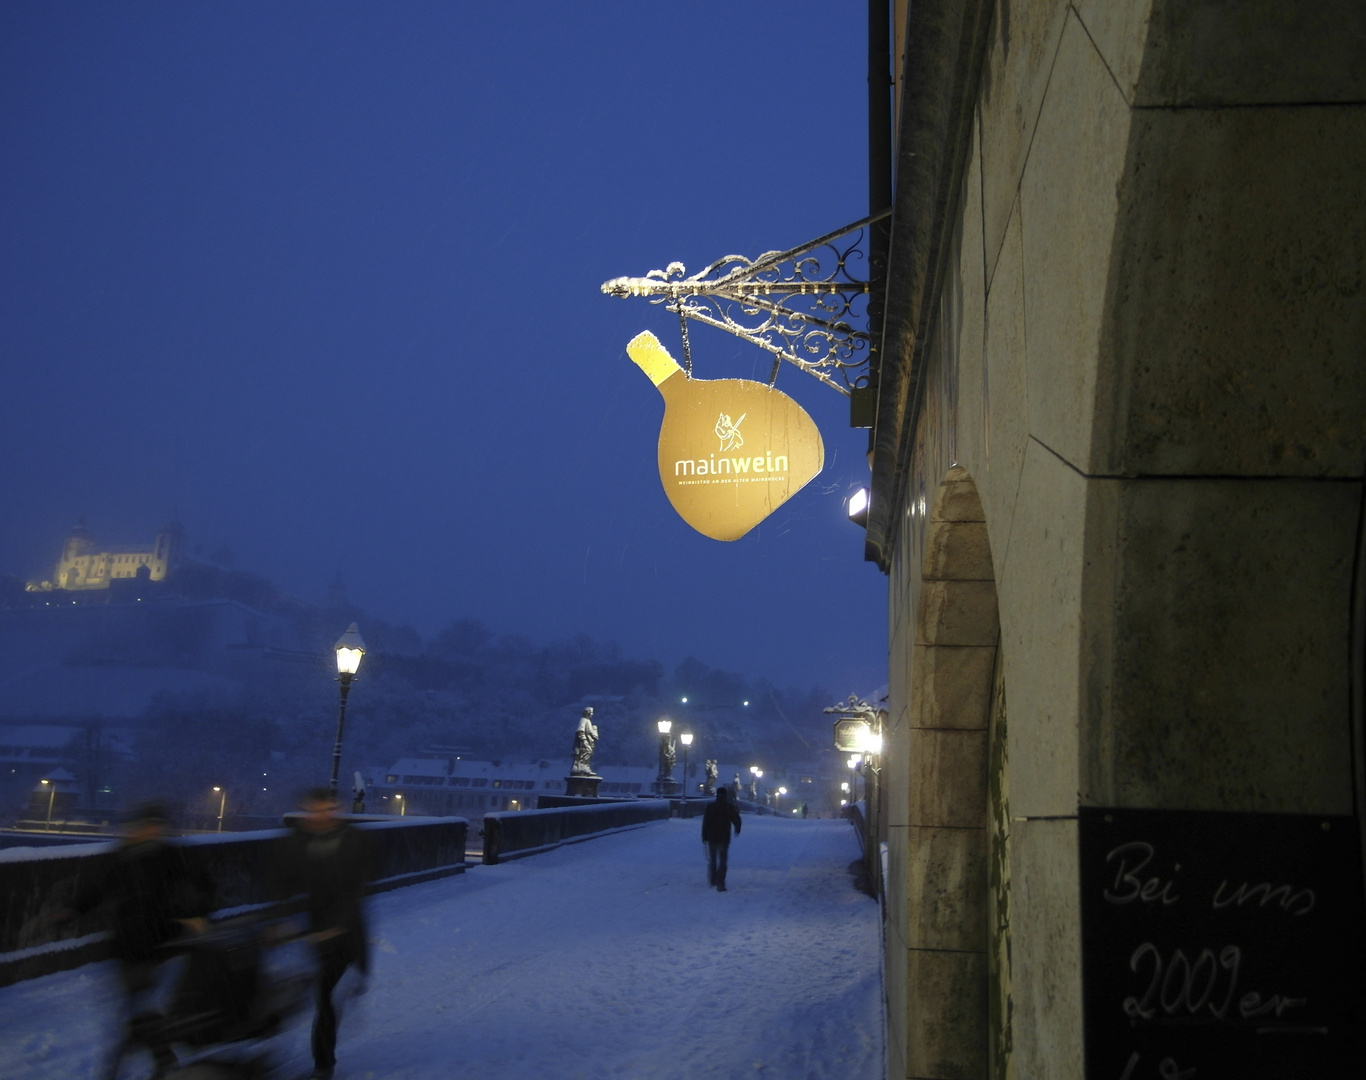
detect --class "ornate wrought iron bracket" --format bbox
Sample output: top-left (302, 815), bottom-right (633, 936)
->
top-left (602, 210), bottom-right (891, 396)
top-left (824, 693), bottom-right (882, 718)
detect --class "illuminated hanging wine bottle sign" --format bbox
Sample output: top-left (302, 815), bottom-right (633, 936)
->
top-left (627, 331), bottom-right (824, 541)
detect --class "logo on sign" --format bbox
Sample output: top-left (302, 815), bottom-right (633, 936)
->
top-left (715, 413), bottom-right (745, 451)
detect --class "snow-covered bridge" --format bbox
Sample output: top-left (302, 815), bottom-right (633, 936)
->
top-left (2, 817), bottom-right (882, 1080)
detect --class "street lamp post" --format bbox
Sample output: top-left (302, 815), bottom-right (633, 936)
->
top-left (848, 754), bottom-right (862, 803)
top-left (395, 793), bottom-right (405, 817)
top-left (40, 778), bottom-right (55, 831)
top-left (329, 624), bottom-right (366, 799)
top-left (748, 765), bottom-right (763, 803)
top-left (213, 786), bottom-right (226, 832)
top-left (655, 719), bottom-right (676, 796)
top-left (679, 732), bottom-right (693, 798)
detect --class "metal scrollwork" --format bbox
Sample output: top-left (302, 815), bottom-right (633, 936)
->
top-left (602, 211), bottom-right (890, 395)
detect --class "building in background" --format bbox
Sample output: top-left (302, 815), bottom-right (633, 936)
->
top-left (27, 522), bottom-right (185, 593)
top-left (370, 758), bottom-right (662, 816)
top-left (368, 757), bottom-right (809, 816)
top-left (865, 3), bottom-right (1364, 1077)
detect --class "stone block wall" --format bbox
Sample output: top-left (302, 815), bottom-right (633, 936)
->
top-left (875, 1), bottom-right (1365, 1076)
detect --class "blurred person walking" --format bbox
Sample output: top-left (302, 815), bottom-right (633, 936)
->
top-left (57, 801), bottom-right (214, 1079)
top-left (274, 788), bottom-right (376, 1080)
top-left (701, 786), bottom-right (742, 891)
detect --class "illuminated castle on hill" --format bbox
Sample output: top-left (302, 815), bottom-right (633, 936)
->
top-left (27, 522), bottom-right (185, 592)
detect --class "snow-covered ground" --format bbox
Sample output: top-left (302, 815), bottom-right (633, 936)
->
top-left (1, 816), bottom-right (883, 1080)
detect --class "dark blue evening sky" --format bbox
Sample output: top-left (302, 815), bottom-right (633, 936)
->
top-left (0, 2), bottom-right (886, 692)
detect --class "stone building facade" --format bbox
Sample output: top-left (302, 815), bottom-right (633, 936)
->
top-left (866, 2), bottom-right (1364, 1076)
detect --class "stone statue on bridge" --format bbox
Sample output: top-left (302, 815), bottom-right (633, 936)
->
top-left (704, 759), bottom-right (718, 795)
top-left (571, 707), bottom-right (599, 777)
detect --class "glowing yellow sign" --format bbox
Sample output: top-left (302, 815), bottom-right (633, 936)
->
top-left (627, 331), bottom-right (824, 541)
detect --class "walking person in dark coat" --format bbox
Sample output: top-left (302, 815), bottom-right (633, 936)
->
top-left (701, 786), bottom-right (742, 891)
top-left (58, 801), bottom-right (214, 1079)
top-left (274, 788), bottom-right (376, 1080)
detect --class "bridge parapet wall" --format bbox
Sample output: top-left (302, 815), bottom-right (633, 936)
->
top-left (483, 800), bottom-right (669, 864)
top-left (0, 816), bottom-right (466, 987)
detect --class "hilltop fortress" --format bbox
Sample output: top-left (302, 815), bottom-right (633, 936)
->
top-left (26, 522), bottom-right (185, 593)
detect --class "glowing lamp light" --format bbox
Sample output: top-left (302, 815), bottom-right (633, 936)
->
top-left (847, 723), bottom-right (883, 755)
top-left (681, 696), bottom-right (688, 703)
top-left (841, 782), bottom-right (850, 793)
top-left (848, 487), bottom-right (870, 527)
top-left (657, 718), bottom-right (673, 735)
top-left (778, 787), bottom-right (788, 796)
top-left (680, 732), bottom-right (693, 746)
top-left (334, 623), bottom-right (366, 677)
top-left (848, 754), bottom-right (862, 769)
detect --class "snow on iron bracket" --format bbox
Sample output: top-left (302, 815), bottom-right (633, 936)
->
top-left (601, 210), bottom-right (891, 397)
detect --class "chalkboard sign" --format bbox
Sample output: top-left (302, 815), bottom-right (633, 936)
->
top-left (1079, 807), bottom-right (1365, 1079)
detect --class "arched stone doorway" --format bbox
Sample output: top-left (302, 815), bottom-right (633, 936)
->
top-left (896, 465), bottom-right (1009, 1079)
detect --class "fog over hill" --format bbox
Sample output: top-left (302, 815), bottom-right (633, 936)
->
top-left (1, 558), bottom-right (855, 818)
